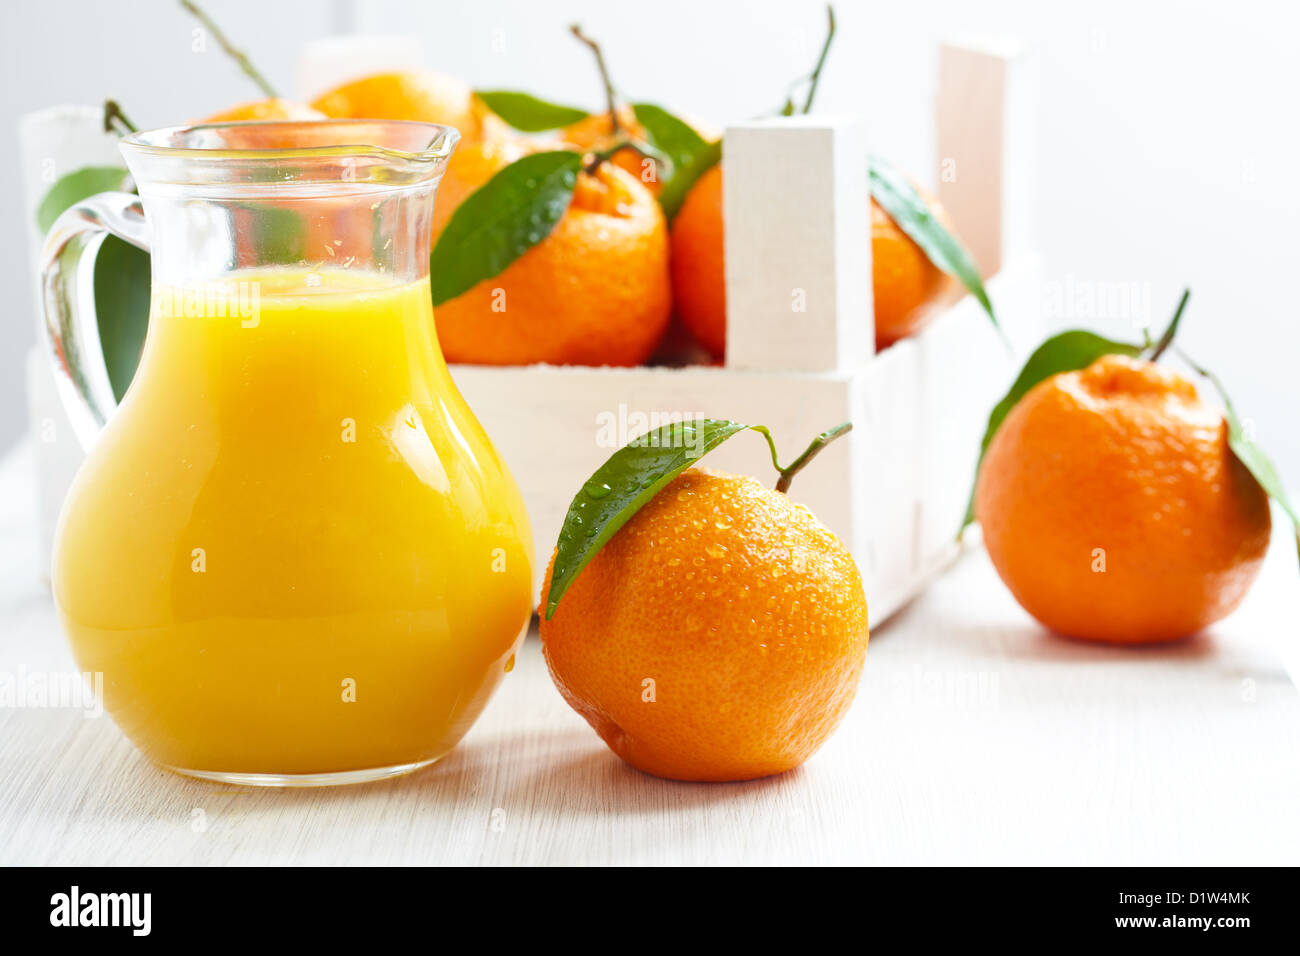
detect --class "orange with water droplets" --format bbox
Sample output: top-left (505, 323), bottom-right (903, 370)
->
top-left (976, 353), bottom-right (1272, 643)
top-left (539, 466), bottom-right (869, 782)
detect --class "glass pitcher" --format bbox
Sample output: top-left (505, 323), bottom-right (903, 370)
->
top-left (41, 120), bottom-right (535, 786)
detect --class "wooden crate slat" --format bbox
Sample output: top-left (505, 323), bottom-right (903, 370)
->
top-left (936, 37), bottom-right (1037, 279)
top-left (723, 116), bottom-right (872, 373)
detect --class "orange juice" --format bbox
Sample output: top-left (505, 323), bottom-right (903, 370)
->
top-left (52, 269), bottom-right (534, 782)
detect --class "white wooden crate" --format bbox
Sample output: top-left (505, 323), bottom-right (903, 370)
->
top-left (21, 39), bottom-right (1038, 623)
top-left (452, 38), bottom-right (1039, 621)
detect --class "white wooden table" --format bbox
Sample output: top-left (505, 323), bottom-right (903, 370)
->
top-left (2, 437), bottom-right (1298, 866)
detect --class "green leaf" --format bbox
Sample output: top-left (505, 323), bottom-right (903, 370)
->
top-left (632, 103), bottom-right (721, 222)
top-left (430, 150), bottom-right (582, 306)
top-left (476, 90), bottom-right (589, 132)
top-left (545, 419), bottom-right (775, 619)
top-left (1184, 359), bottom-right (1300, 564)
top-left (869, 155), bottom-right (1000, 334)
top-left (92, 235), bottom-right (151, 401)
top-left (961, 330), bottom-right (1144, 530)
top-left (36, 166), bottom-right (131, 234)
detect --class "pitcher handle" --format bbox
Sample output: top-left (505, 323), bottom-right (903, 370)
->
top-left (40, 192), bottom-right (150, 450)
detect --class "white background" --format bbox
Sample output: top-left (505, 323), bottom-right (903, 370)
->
top-left (2, 0), bottom-right (1297, 484)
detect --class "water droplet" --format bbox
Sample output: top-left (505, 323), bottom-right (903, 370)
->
top-left (704, 543), bottom-right (727, 559)
top-left (667, 557), bottom-right (681, 567)
top-left (584, 480), bottom-right (612, 499)
top-left (504, 653), bottom-right (516, 673)
top-left (715, 514), bottom-right (734, 530)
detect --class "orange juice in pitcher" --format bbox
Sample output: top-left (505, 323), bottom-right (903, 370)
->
top-left (41, 121), bottom-right (533, 785)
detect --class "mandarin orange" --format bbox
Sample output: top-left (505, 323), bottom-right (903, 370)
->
top-left (975, 353), bottom-right (1271, 643)
top-left (434, 160), bottom-right (671, 366)
top-left (539, 466), bottom-right (869, 781)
